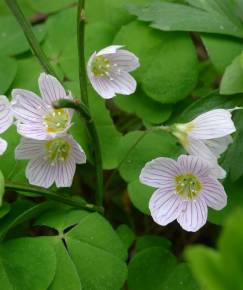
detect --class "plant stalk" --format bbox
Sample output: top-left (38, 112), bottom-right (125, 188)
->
top-left (77, 0), bottom-right (104, 206)
top-left (5, 182), bottom-right (104, 214)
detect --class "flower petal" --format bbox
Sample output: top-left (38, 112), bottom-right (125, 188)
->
top-left (55, 159), bottom-right (76, 187)
top-left (107, 72), bottom-right (137, 95)
top-left (177, 155), bottom-right (209, 179)
top-left (107, 49), bottom-right (140, 72)
top-left (0, 137), bottom-right (7, 155)
top-left (190, 109), bottom-right (236, 139)
top-left (0, 95), bottom-right (13, 133)
top-left (177, 197), bottom-right (208, 232)
top-left (89, 77), bottom-right (116, 99)
top-left (16, 122), bottom-right (48, 140)
top-left (11, 89), bottom-right (45, 123)
top-left (185, 139), bottom-right (226, 179)
top-left (96, 45), bottom-right (123, 56)
top-left (140, 157), bottom-right (180, 189)
top-left (15, 137), bottom-right (44, 160)
top-left (203, 135), bottom-right (233, 158)
top-left (38, 73), bottom-right (67, 104)
top-left (200, 177), bottom-right (227, 210)
top-left (149, 188), bottom-right (183, 226)
top-left (67, 135), bottom-right (86, 164)
top-left (26, 157), bottom-right (56, 188)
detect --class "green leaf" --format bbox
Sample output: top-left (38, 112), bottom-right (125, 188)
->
top-left (116, 224), bottom-right (135, 250)
top-left (222, 110), bottom-right (243, 181)
top-left (186, 209), bottom-right (243, 290)
top-left (114, 21), bottom-right (198, 103)
top-left (127, 1), bottom-right (243, 38)
top-left (12, 57), bottom-right (42, 92)
top-left (48, 239), bottom-right (81, 290)
top-left (136, 235), bottom-right (171, 252)
top-left (36, 208), bottom-right (128, 290)
top-left (0, 237), bottom-right (56, 290)
top-left (174, 91), bottom-right (243, 123)
top-left (0, 201), bottom-right (54, 240)
top-left (29, 0), bottom-right (74, 13)
top-left (0, 171), bottom-right (4, 207)
top-left (128, 247), bottom-right (199, 290)
top-left (220, 52), bottom-right (243, 94)
top-left (0, 16), bottom-right (46, 56)
top-left (118, 130), bottom-right (181, 183)
top-left (114, 86), bottom-right (172, 124)
top-left (88, 90), bottom-right (122, 169)
top-left (201, 34), bottom-right (243, 73)
top-left (127, 180), bottom-right (153, 214)
top-left (0, 57), bottom-right (17, 93)
top-left (117, 130), bottom-right (181, 214)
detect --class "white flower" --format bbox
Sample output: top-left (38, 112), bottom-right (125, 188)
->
top-left (140, 155), bottom-right (227, 232)
top-left (15, 135), bottom-right (86, 188)
top-left (0, 95), bottom-right (13, 154)
top-left (11, 73), bottom-right (73, 140)
top-left (87, 45), bottom-right (139, 99)
top-left (171, 109), bottom-right (236, 179)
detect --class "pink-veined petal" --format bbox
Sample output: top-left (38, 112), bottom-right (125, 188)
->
top-left (55, 158), bottom-right (76, 187)
top-left (149, 188), bottom-right (183, 226)
top-left (140, 157), bottom-right (180, 189)
top-left (96, 45), bottom-right (123, 56)
top-left (67, 135), bottom-right (86, 164)
top-left (0, 137), bottom-right (7, 155)
top-left (185, 139), bottom-right (226, 179)
top-left (38, 73), bottom-right (67, 105)
top-left (177, 155), bottom-right (209, 179)
top-left (15, 137), bottom-right (44, 160)
top-left (203, 135), bottom-right (233, 158)
top-left (177, 197), bottom-right (208, 232)
top-left (16, 122), bottom-right (48, 140)
top-left (0, 95), bottom-right (13, 133)
top-left (26, 157), bottom-right (56, 188)
top-left (107, 71), bottom-right (137, 95)
top-left (89, 77), bottom-right (116, 99)
top-left (107, 49), bottom-right (140, 72)
top-left (190, 109), bottom-right (236, 139)
top-left (200, 177), bottom-right (227, 210)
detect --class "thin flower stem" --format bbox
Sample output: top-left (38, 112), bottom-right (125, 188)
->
top-left (5, 0), bottom-right (56, 76)
top-left (77, 0), bottom-right (88, 106)
top-left (5, 181), bottom-right (104, 214)
top-left (77, 0), bottom-right (104, 206)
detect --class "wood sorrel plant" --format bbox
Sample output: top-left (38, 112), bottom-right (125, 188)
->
top-left (1, 0), bottom-right (243, 289)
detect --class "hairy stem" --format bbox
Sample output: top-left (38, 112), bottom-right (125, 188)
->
top-left (77, 0), bottom-right (104, 206)
top-left (5, 0), bottom-right (56, 76)
top-left (5, 182), bottom-right (104, 214)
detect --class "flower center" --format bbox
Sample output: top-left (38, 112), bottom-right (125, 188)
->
top-left (43, 109), bottom-right (69, 134)
top-left (91, 55), bottom-right (110, 77)
top-left (45, 138), bottom-right (71, 163)
top-left (175, 173), bottom-right (202, 199)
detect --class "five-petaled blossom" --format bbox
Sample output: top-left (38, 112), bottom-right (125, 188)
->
top-left (171, 109), bottom-right (236, 179)
top-left (0, 95), bottom-right (13, 154)
top-left (15, 135), bottom-right (86, 188)
top-left (140, 155), bottom-right (227, 232)
top-left (87, 45), bottom-right (140, 99)
top-left (11, 73), bottom-right (73, 140)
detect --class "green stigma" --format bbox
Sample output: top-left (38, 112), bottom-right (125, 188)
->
top-left (43, 109), bottom-right (69, 134)
top-left (45, 138), bottom-right (71, 163)
top-left (91, 55), bottom-right (110, 77)
top-left (175, 173), bottom-right (202, 199)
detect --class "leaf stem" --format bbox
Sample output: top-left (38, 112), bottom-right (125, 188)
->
top-left (77, 0), bottom-right (104, 206)
top-left (5, 0), bottom-right (56, 76)
top-left (5, 181), bottom-right (104, 214)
